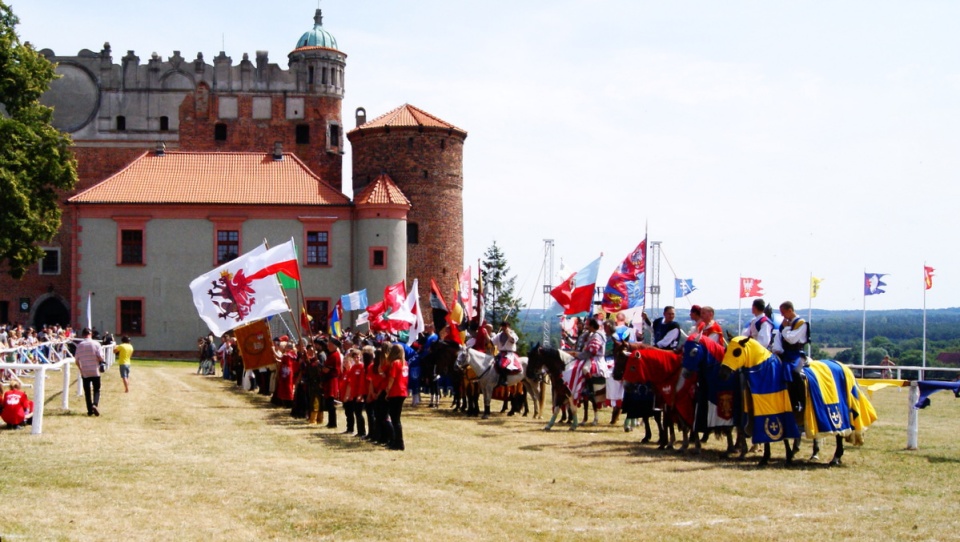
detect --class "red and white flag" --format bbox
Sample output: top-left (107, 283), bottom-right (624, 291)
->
top-left (189, 243), bottom-right (289, 337)
top-left (924, 266), bottom-right (935, 290)
top-left (551, 255), bottom-right (603, 316)
top-left (739, 277), bottom-right (764, 299)
top-left (459, 267), bottom-right (474, 320)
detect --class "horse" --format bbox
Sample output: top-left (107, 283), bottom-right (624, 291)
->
top-left (419, 340), bottom-right (472, 412)
top-left (455, 347), bottom-right (542, 420)
top-left (681, 336), bottom-right (746, 457)
top-left (614, 344), bottom-right (698, 452)
top-left (720, 336), bottom-right (878, 466)
top-left (525, 345), bottom-right (580, 430)
top-left (611, 342), bottom-right (663, 443)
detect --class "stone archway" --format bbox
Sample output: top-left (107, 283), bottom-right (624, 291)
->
top-left (32, 294), bottom-right (70, 329)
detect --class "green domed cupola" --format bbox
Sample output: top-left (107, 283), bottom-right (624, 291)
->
top-left (296, 9), bottom-right (338, 50)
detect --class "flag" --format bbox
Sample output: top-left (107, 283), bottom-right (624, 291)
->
top-left (234, 319), bottom-right (277, 371)
top-left (365, 300), bottom-right (386, 331)
top-left (450, 281), bottom-right (465, 328)
top-left (430, 279), bottom-right (450, 332)
top-left (391, 279), bottom-right (424, 346)
top-left (189, 243), bottom-right (290, 337)
top-left (383, 280), bottom-right (407, 315)
top-left (341, 289), bottom-right (368, 311)
top-left (356, 310), bottom-right (370, 327)
top-left (329, 300), bottom-right (343, 337)
top-left (675, 278), bottom-right (696, 298)
top-left (810, 277), bottom-right (823, 298)
top-left (739, 277), bottom-right (764, 299)
top-left (459, 267), bottom-right (474, 320)
top-left (300, 307), bottom-right (312, 333)
top-left (477, 268), bottom-right (485, 324)
top-left (864, 273), bottom-right (887, 296)
top-left (602, 240), bottom-right (646, 313)
top-left (551, 255), bottom-right (603, 316)
top-left (245, 240), bottom-right (300, 283)
top-left (924, 266), bottom-right (935, 290)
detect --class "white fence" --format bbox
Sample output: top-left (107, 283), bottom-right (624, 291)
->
top-left (1, 340), bottom-right (115, 435)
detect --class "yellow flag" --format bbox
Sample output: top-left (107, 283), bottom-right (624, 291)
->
top-left (810, 276), bottom-right (824, 298)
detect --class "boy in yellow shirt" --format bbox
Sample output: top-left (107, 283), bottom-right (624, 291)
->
top-left (113, 336), bottom-right (134, 393)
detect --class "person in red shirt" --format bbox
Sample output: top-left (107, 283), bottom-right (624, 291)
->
top-left (361, 346), bottom-right (381, 443)
top-left (341, 348), bottom-right (366, 437)
top-left (322, 338), bottom-right (343, 429)
top-left (697, 306), bottom-right (726, 347)
top-left (2, 380), bottom-right (34, 429)
top-left (274, 340), bottom-right (298, 408)
top-left (382, 343), bottom-right (409, 451)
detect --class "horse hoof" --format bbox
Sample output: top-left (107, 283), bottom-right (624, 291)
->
top-left (481, 415), bottom-right (489, 420)
top-left (828, 458), bottom-right (842, 467)
top-left (640, 437), bottom-right (651, 443)
top-left (757, 459), bottom-right (768, 467)
top-left (809, 454), bottom-right (820, 462)
top-left (543, 425), bottom-right (553, 431)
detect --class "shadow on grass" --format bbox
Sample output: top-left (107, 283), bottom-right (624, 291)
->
top-left (926, 455), bottom-right (960, 465)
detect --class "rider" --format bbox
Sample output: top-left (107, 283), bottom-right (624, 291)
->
top-left (775, 300), bottom-right (809, 412)
top-left (492, 321), bottom-right (519, 388)
top-left (577, 318), bottom-right (608, 400)
top-left (652, 306), bottom-right (681, 350)
top-left (744, 298), bottom-right (774, 351)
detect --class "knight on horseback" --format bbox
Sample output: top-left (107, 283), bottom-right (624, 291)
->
top-left (744, 298), bottom-right (774, 351)
top-left (576, 318), bottom-right (609, 401)
top-left (492, 321), bottom-right (521, 388)
top-left (773, 301), bottom-right (809, 413)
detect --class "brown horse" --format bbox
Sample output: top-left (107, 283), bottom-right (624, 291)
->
top-left (526, 344), bottom-right (580, 430)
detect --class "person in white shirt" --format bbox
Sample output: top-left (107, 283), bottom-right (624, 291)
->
top-left (743, 298), bottom-right (774, 351)
top-left (492, 321), bottom-right (519, 387)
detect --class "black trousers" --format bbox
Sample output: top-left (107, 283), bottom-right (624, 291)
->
top-left (325, 397), bottom-right (338, 428)
top-left (374, 394), bottom-right (389, 444)
top-left (82, 376), bottom-right (101, 414)
top-left (364, 401), bottom-right (379, 441)
top-left (384, 396), bottom-right (406, 450)
top-left (344, 400), bottom-right (366, 435)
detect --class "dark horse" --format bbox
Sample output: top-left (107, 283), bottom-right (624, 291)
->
top-left (419, 340), bottom-right (474, 413)
top-left (526, 344), bottom-right (580, 430)
top-left (611, 341), bottom-right (663, 443)
top-left (681, 336), bottom-right (747, 457)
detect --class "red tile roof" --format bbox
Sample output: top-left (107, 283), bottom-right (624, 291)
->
top-left (69, 151), bottom-right (351, 206)
top-left (354, 173), bottom-right (411, 207)
top-left (348, 103), bottom-right (467, 137)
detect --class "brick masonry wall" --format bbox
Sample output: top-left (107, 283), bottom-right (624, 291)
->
top-left (350, 128), bottom-right (465, 324)
top-left (179, 90), bottom-right (343, 190)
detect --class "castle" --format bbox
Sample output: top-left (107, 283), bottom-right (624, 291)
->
top-left (1, 9), bottom-right (466, 354)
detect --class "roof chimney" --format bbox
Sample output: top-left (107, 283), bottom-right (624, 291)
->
top-left (355, 107), bottom-right (366, 128)
top-left (272, 141), bottom-right (283, 161)
top-left (155, 141), bottom-right (165, 156)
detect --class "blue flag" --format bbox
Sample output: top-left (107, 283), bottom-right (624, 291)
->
top-left (864, 273), bottom-right (887, 296)
top-left (675, 278), bottom-right (696, 298)
top-left (341, 289), bottom-right (368, 311)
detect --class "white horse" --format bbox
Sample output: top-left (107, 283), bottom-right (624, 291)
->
top-left (455, 347), bottom-right (541, 420)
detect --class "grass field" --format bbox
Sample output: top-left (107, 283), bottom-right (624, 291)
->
top-left (1, 361), bottom-right (959, 541)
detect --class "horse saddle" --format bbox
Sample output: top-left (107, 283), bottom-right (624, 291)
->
top-left (498, 352), bottom-right (522, 374)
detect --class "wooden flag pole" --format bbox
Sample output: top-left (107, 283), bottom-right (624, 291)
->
top-left (264, 238), bottom-right (302, 345)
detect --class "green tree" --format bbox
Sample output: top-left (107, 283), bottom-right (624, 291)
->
top-left (480, 241), bottom-right (525, 348)
top-left (0, 2), bottom-right (77, 279)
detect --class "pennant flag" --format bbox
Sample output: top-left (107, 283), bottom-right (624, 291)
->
top-left (551, 255), bottom-right (603, 316)
top-left (675, 278), bottom-right (696, 298)
top-left (810, 276), bottom-right (824, 298)
top-left (189, 243), bottom-right (290, 337)
top-left (430, 279), bottom-right (450, 332)
top-left (864, 273), bottom-right (887, 296)
top-left (739, 277), bottom-right (764, 299)
top-left (329, 300), bottom-right (343, 337)
top-left (924, 266), bottom-right (935, 290)
top-left (459, 267), bottom-right (474, 320)
top-left (602, 239), bottom-right (646, 313)
top-left (234, 319), bottom-right (277, 371)
top-left (341, 289), bottom-right (368, 311)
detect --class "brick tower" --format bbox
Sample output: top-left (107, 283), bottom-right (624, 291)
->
top-left (347, 104), bottom-right (467, 321)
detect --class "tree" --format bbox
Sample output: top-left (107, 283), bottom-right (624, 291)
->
top-left (0, 2), bottom-right (77, 279)
top-left (479, 241), bottom-right (525, 346)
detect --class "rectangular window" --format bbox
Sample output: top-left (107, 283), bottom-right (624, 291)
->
top-left (116, 116), bottom-right (126, 131)
top-left (306, 299), bottom-right (329, 335)
top-left (370, 247), bottom-right (387, 269)
top-left (217, 230), bottom-right (240, 264)
top-left (120, 230), bottom-right (143, 264)
top-left (296, 124), bottom-right (310, 144)
top-left (0, 301), bottom-right (9, 325)
top-left (159, 116), bottom-right (169, 131)
top-left (407, 222), bottom-right (419, 245)
top-left (329, 124), bottom-right (340, 147)
top-left (119, 299), bottom-right (143, 336)
top-left (306, 231), bottom-right (329, 266)
top-left (214, 123), bottom-right (227, 141)
top-left (39, 248), bottom-right (60, 275)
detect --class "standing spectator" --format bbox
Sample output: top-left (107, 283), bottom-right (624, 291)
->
top-left (2, 380), bottom-right (34, 429)
top-left (342, 348), bottom-right (366, 436)
top-left (75, 328), bottom-right (104, 416)
top-left (361, 345), bottom-right (380, 442)
top-left (322, 338), bottom-right (343, 429)
top-left (274, 339), bottom-right (297, 408)
top-left (113, 336), bottom-right (134, 393)
top-left (382, 343), bottom-right (409, 451)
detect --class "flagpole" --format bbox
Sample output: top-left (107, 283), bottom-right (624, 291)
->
top-left (738, 275), bottom-right (743, 332)
top-left (922, 262), bottom-right (927, 381)
top-left (291, 236), bottom-right (311, 340)
top-left (861, 269), bottom-right (866, 368)
top-left (807, 272), bottom-right (813, 356)
top-left (265, 238), bottom-right (301, 345)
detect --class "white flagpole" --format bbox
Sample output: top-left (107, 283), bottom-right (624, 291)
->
top-left (861, 270), bottom-right (867, 368)
top-left (86, 291), bottom-right (93, 330)
top-left (807, 272), bottom-right (813, 356)
top-left (922, 263), bottom-right (927, 381)
top-left (738, 275), bottom-right (743, 332)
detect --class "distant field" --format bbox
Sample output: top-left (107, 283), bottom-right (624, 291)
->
top-left (1, 361), bottom-right (958, 541)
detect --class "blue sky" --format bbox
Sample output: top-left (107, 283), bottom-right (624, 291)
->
top-left (15, 0), bottom-right (960, 311)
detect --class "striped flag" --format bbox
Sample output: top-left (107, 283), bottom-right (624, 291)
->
top-left (341, 289), bottom-right (368, 311)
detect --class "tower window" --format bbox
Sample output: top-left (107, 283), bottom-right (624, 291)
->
top-left (370, 247), bottom-right (387, 269)
top-left (441, 139), bottom-right (446, 150)
top-left (308, 66), bottom-right (315, 84)
top-left (159, 116), bottom-right (169, 131)
top-left (296, 124), bottom-right (310, 144)
top-left (214, 123), bottom-right (227, 141)
top-left (407, 137), bottom-right (414, 150)
top-left (423, 170), bottom-right (429, 179)
top-left (329, 124), bottom-right (339, 147)
top-left (321, 67), bottom-right (328, 85)
top-left (116, 116), bottom-right (126, 131)
top-left (407, 223), bottom-right (419, 245)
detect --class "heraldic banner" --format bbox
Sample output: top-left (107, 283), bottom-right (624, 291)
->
top-left (234, 319), bottom-right (276, 371)
top-left (189, 243), bottom-right (290, 337)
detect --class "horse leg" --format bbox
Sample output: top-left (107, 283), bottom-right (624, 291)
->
top-left (537, 380), bottom-right (546, 420)
top-left (758, 443), bottom-right (771, 467)
top-left (592, 400), bottom-right (600, 426)
top-left (610, 406), bottom-right (621, 426)
top-left (829, 435), bottom-right (844, 467)
top-left (544, 407), bottom-right (560, 430)
top-left (569, 398), bottom-right (580, 431)
top-left (481, 387), bottom-right (492, 420)
top-left (784, 440), bottom-right (796, 466)
top-left (810, 438), bottom-right (822, 461)
top-left (791, 438), bottom-right (801, 456)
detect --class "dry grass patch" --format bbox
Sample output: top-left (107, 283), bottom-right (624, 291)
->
top-left (1, 361), bottom-right (958, 541)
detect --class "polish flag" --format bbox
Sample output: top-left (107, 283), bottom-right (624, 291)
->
top-left (551, 255), bottom-right (603, 316)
